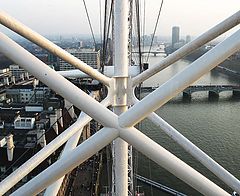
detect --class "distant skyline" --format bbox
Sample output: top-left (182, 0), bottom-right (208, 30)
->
top-left (0, 0), bottom-right (239, 39)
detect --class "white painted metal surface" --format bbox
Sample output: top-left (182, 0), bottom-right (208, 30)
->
top-left (120, 29), bottom-right (240, 127)
top-left (112, 0), bottom-right (129, 195)
top-left (11, 128), bottom-right (119, 196)
top-left (12, 127), bottom-right (231, 195)
top-left (44, 126), bottom-right (84, 195)
top-left (134, 96), bottom-right (240, 193)
top-left (0, 7), bottom-right (239, 196)
top-left (132, 10), bottom-right (240, 86)
top-left (0, 11), bottom-right (111, 86)
top-left (0, 96), bottom-right (110, 195)
top-left (0, 37), bottom-right (234, 195)
top-left (0, 32), bottom-right (118, 128)
top-left (44, 92), bottom-right (96, 196)
top-left (119, 127), bottom-right (229, 196)
top-left (57, 66), bottom-right (140, 79)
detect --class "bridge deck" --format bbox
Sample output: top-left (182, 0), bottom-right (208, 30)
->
top-left (140, 85), bottom-right (240, 94)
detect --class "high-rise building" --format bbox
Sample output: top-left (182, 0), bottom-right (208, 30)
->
top-left (59, 49), bottom-right (100, 71)
top-left (186, 35), bottom-right (191, 43)
top-left (172, 26), bottom-right (180, 47)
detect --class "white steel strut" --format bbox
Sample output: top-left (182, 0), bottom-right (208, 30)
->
top-left (0, 92), bottom-right (111, 195)
top-left (133, 96), bottom-right (240, 192)
top-left (0, 11), bottom-right (111, 87)
top-left (119, 29), bottom-right (240, 127)
top-left (132, 10), bottom-right (240, 86)
top-left (112, 0), bottom-right (129, 195)
top-left (0, 3), bottom-right (240, 196)
top-left (44, 92), bottom-right (97, 196)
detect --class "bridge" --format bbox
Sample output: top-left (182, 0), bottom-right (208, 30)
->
top-left (0, 5), bottom-right (240, 196)
top-left (140, 85), bottom-right (240, 98)
top-left (183, 85), bottom-right (240, 97)
top-left (132, 50), bottom-right (166, 56)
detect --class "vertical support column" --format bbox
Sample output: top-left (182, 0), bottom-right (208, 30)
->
top-left (112, 0), bottom-right (129, 195)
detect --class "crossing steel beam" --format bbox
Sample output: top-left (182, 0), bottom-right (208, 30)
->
top-left (133, 95), bottom-right (240, 193)
top-left (0, 7), bottom-right (239, 196)
top-left (132, 10), bottom-right (240, 86)
top-left (119, 127), bottom-right (229, 196)
top-left (0, 11), bottom-right (111, 86)
top-left (11, 128), bottom-right (119, 196)
top-left (0, 32), bottom-right (117, 127)
top-left (11, 125), bottom-right (229, 196)
top-left (112, 0), bottom-right (129, 195)
top-left (44, 92), bottom-right (96, 196)
top-left (119, 29), bottom-right (240, 127)
top-left (0, 31), bottom-right (234, 195)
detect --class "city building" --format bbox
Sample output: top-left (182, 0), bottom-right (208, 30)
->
top-left (9, 64), bottom-right (30, 81)
top-left (172, 26), bottom-right (180, 48)
top-left (0, 68), bottom-right (12, 87)
top-left (186, 35), bottom-right (191, 43)
top-left (59, 49), bottom-right (100, 71)
top-left (0, 81), bottom-right (76, 193)
top-left (0, 78), bottom-right (99, 194)
top-left (6, 85), bottom-right (50, 103)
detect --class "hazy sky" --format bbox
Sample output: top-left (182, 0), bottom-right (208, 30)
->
top-left (0, 0), bottom-right (239, 38)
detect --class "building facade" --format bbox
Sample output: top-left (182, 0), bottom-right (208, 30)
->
top-left (9, 64), bottom-right (30, 81)
top-left (172, 26), bottom-right (180, 48)
top-left (59, 49), bottom-right (100, 71)
top-left (6, 85), bottom-right (50, 103)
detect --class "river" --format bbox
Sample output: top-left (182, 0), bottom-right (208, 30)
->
top-left (135, 51), bottom-right (240, 195)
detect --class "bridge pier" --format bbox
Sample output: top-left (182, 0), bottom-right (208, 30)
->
top-left (183, 92), bottom-right (191, 99)
top-left (233, 90), bottom-right (240, 97)
top-left (208, 91), bottom-right (219, 98)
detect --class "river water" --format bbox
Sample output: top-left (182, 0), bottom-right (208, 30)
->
top-left (135, 52), bottom-right (240, 195)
